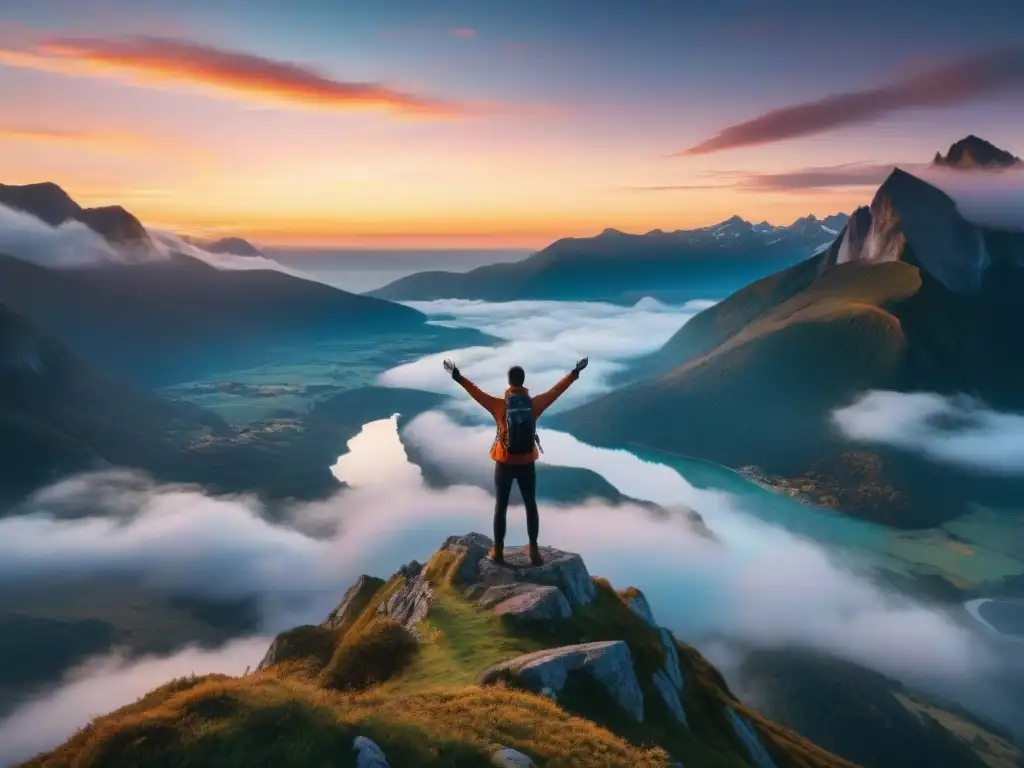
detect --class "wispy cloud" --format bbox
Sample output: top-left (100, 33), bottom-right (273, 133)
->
top-left (452, 28), bottom-right (476, 39)
top-left (0, 35), bottom-right (482, 117)
top-left (679, 47), bottom-right (1024, 156)
top-left (833, 390), bottom-right (1024, 474)
top-left (627, 162), bottom-right (914, 194)
top-left (0, 124), bottom-right (172, 156)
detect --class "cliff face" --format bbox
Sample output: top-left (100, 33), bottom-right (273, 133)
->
top-left (830, 169), bottom-right (991, 296)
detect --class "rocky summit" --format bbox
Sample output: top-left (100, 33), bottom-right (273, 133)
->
top-left (26, 534), bottom-right (859, 768)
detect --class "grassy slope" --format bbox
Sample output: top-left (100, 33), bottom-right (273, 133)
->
top-left (559, 260), bottom-right (919, 469)
top-left (554, 259), bottom-right (973, 525)
top-left (25, 547), bottom-right (857, 768)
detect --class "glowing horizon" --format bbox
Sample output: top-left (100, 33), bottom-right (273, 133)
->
top-left (1, 2), bottom-right (1022, 249)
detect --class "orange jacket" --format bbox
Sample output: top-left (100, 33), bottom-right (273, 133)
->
top-left (456, 370), bottom-right (579, 464)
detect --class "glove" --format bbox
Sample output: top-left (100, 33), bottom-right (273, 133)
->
top-left (573, 357), bottom-right (589, 375)
top-left (443, 359), bottom-right (461, 382)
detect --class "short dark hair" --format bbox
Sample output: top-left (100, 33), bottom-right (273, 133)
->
top-left (508, 366), bottom-right (525, 387)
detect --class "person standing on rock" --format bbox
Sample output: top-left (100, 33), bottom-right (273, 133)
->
top-left (443, 357), bottom-right (589, 566)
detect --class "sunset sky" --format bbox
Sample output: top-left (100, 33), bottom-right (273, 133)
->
top-left (1, 0), bottom-right (1023, 248)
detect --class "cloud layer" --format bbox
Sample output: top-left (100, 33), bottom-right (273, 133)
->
top-left (380, 298), bottom-right (713, 412)
top-left (680, 47), bottom-right (1024, 156)
top-left (0, 203), bottom-right (123, 267)
top-left (0, 410), bottom-right (1010, 762)
top-left (0, 201), bottom-right (298, 272)
top-left (0, 35), bottom-right (472, 117)
top-left (833, 390), bottom-right (1024, 474)
top-left (0, 637), bottom-right (268, 766)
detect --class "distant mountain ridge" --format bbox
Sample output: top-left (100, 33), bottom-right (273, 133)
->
top-left (556, 153), bottom-right (1024, 528)
top-left (0, 182), bottom-right (151, 248)
top-left (0, 182), bottom-right (440, 386)
top-left (371, 212), bottom-right (848, 303)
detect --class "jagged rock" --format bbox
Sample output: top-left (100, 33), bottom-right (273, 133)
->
top-left (377, 561), bottom-right (433, 635)
top-left (480, 583), bottom-right (572, 621)
top-left (660, 628), bottom-right (683, 690)
top-left (353, 735), bottom-right (390, 767)
top-left (726, 707), bottom-right (778, 768)
top-left (322, 575), bottom-right (384, 631)
top-left (480, 640), bottom-right (644, 722)
top-left (653, 670), bottom-right (688, 726)
top-left (621, 588), bottom-right (656, 627)
top-left (491, 747), bottom-right (536, 767)
top-left (437, 533), bottom-right (493, 586)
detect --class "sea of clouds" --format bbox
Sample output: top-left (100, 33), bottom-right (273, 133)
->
top-left (381, 297), bottom-right (714, 412)
top-left (1, 409), bottom-right (1018, 763)
top-left (2, 290), bottom-right (1024, 763)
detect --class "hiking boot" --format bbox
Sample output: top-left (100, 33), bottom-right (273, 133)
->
top-left (488, 546), bottom-right (504, 565)
top-left (529, 544), bottom-right (544, 567)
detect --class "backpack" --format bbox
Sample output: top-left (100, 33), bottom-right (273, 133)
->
top-left (504, 392), bottom-right (536, 455)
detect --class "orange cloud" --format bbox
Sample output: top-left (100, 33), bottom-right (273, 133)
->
top-left (0, 35), bottom-right (479, 117)
top-left (0, 124), bottom-right (202, 159)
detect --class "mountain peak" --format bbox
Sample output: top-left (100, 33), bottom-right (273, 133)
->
top-left (832, 167), bottom-right (989, 294)
top-left (204, 236), bottom-right (263, 257)
top-left (0, 181), bottom-right (82, 226)
top-left (932, 135), bottom-right (1021, 169)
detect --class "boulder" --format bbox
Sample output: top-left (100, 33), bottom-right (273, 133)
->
top-left (322, 575), bottom-right (384, 631)
top-left (377, 561), bottom-right (433, 635)
top-left (726, 707), bottom-right (778, 768)
top-left (481, 640), bottom-right (644, 722)
top-left (480, 583), bottom-right (572, 621)
top-left (353, 735), bottom-right (390, 768)
top-left (491, 747), bottom-right (537, 767)
top-left (653, 669), bottom-right (687, 726)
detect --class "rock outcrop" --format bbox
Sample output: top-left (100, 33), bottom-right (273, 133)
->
top-left (480, 640), bottom-right (645, 723)
top-left (621, 588), bottom-right (657, 627)
top-left (376, 561), bottom-right (433, 635)
top-left (353, 735), bottom-right (390, 768)
top-left (727, 707), bottom-right (779, 768)
top-left (478, 583), bottom-right (573, 621)
top-left (491, 747), bottom-right (537, 767)
top-left (323, 575), bottom-right (385, 631)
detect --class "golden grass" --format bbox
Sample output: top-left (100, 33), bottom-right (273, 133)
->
top-left (23, 672), bottom-right (676, 768)
top-left (320, 618), bottom-right (419, 691)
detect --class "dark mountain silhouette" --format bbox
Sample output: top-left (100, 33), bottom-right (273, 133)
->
top-left (0, 182), bottom-right (453, 385)
top-left (556, 167), bottom-right (1024, 527)
top-left (370, 213), bottom-right (848, 303)
top-left (0, 182), bottom-right (151, 247)
top-left (932, 135), bottom-right (1022, 169)
top-left (0, 250), bottom-right (428, 386)
top-left (203, 236), bottom-right (263, 257)
top-left (0, 303), bottom-right (226, 506)
top-left (737, 647), bottom-right (1022, 768)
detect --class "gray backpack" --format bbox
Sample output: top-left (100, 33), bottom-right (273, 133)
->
top-left (504, 392), bottom-right (536, 454)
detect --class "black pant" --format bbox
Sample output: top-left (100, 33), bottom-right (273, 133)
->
top-left (493, 461), bottom-right (539, 548)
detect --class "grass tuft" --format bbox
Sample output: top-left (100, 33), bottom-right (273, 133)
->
top-left (320, 619), bottom-right (420, 692)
